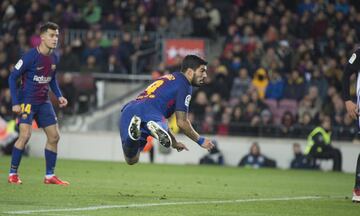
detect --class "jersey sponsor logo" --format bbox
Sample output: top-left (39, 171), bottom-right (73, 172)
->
top-left (185, 95), bottom-right (191, 107)
top-left (14, 59), bottom-right (23, 70)
top-left (349, 53), bottom-right (357, 64)
top-left (33, 75), bottom-right (52, 84)
top-left (36, 66), bottom-right (44, 70)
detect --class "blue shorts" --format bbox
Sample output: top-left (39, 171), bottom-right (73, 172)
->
top-left (119, 101), bottom-right (168, 158)
top-left (18, 102), bottom-right (57, 128)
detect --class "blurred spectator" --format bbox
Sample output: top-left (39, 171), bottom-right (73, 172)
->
top-left (190, 90), bottom-right (208, 122)
top-left (238, 142), bottom-right (277, 168)
top-left (104, 54), bottom-right (126, 74)
top-left (169, 8), bottom-right (193, 37)
top-left (205, 1), bottom-right (221, 39)
top-left (290, 143), bottom-right (318, 169)
top-left (259, 109), bottom-right (273, 127)
top-left (261, 47), bottom-right (283, 71)
top-left (295, 111), bottom-right (314, 137)
top-left (201, 114), bottom-right (215, 134)
top-left (279, 111), bottom-right (296, 137)
top-left (0, 67), bottom-right (9, 91)
top-left (82, 38), bottom-right (104, 64)
top-left (230, 68), bottom-right (251, 99)
top-left (157, 16), bottom-right (169, 36)
top-left (58, 45), bottom-right (81, 72)
top-left (276, 40), bottom-right (292, 73)
top-left (199, 140), bottom-right (224, 165)
top-left (59, 73), bottom-right (77, 115)
top-left (306, 69), bottom-right (328, 99)
top-left (265, 70), bottom-right (285, 100)
top-left (118, 32), bottom-right (136, 74)
top-left (229, 106), bottom-right (245, 134)
top-left (251, 68), bottom-right (268, 99)
top-left (80, 55), bottom-right (101, 73)
top-left (192, 7), bottom-right (210, 38)
top-left (0, 89), bottom-right (12, 120)
top-left (82, 1), bottom-right (102, 25)
top-left (212, 66), bottom-right (231, 100)
top-left (283, 70), bottom-right (306, 101)
top-left (217, 112), bottom-right (231, 135)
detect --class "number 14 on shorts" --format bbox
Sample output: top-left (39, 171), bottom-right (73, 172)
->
top-left (21, 103), bottom-right (31, 114)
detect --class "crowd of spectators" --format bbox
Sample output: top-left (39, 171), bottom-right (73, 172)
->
top-left (1, 0), bottom-right (360, 140)
top-left (0, 0), bottom-right (224, 119)
top-left (185, 0), bottom-right (360, 140)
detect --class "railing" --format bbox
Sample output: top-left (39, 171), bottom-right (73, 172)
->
top-left (63, 29), bottom-right (210, 75)
top-left (191, 121), bottom-right (358, 141)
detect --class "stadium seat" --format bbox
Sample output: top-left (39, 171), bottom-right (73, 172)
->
top-left (278, 99), bottom-right (298, 116)
top-left (264, 99), bottom-right (278, 114)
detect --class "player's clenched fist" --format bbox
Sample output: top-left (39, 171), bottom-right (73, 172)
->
top-left (12, 105), bottom-right (21, 114)
top-left (58, 97), bottom-right (68, 108)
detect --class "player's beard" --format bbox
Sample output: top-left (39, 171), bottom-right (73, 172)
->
top-left (191, 77), bottom-right (203, 87)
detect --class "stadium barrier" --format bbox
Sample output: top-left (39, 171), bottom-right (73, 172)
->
top-left (27, 131), bottom-right (360, 173)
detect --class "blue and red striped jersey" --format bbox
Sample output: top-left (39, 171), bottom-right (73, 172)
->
top-left (134, 72), bottom-right (192, 118)
top-left (8, 48), bottom-right (62, 105)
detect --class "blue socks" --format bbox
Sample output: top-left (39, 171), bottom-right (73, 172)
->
top-left (10, 147), bottom-right (58, 176)
top-left (9, 147), bottom-right (24, 174)
top-left (45, 149), bottom-right (57, 175)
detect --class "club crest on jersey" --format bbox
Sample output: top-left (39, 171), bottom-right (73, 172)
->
top-left (21, 113), bottom-right (28, 119)
top-left (33, 75), bottom-right (52, 84)
top-left (185, 95), bottom-right (191, 107)
top-left (51, 64), bottom-right (56, 70)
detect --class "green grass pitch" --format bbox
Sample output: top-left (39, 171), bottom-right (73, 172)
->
top-left (0, 156), bottom-right (358, 215)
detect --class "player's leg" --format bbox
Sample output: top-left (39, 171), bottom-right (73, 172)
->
top-left (119, 104), bottom-right (144, 165)
top-left (353, 153), bottom-right (360, 203)
top-left (146, 120), bottom-right (172, 148)
top-left (42, 124), bottom-right (68, 185)
top-left (38, 102), bottom-right (69, 185)
top-left (8, 123), bottom-right (32, 184)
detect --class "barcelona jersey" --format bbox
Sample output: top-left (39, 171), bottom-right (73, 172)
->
top-left (8, 47), bottom-right (62, 106)
top-left (119, 72), bottom-right (192, 157)
top-left (132, 72), bottom-right (192, 119)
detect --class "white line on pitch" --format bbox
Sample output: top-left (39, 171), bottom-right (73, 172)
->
top-left (3, 196), bottom-right (339, 215)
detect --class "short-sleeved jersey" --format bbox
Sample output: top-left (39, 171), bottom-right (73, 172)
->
top-left (8, 48), bottom-right (62, 105)
top-left (133, 72), bottom-right (192, 119)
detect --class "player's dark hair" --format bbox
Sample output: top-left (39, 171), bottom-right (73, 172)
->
top-left (180, 55), bottom-right (207, 73)
top-left (40, 22), bottom-right (59, 34)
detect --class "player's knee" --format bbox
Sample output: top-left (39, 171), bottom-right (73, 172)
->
top-left (19, 131), bottom-right (31, 143)
top-left (48, 134), bottom-right (60, 144)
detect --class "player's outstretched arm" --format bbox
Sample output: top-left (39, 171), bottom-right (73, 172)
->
top-left (175, 111), bottom-right (214, 151)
